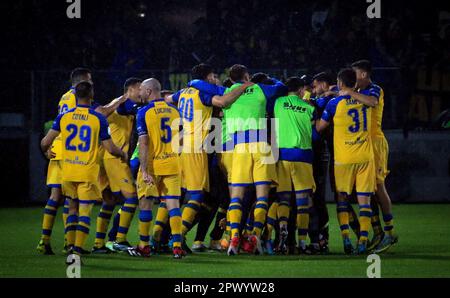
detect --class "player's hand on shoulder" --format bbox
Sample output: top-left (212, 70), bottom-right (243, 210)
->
top-left (338, 90), bottom-right (350, 97)
top-left (242, 81), bottom-right (254, 88)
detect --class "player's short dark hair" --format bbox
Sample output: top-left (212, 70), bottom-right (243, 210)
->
top-left (337, 68), bottom-right (357, 88)
top-left (191, 63), bottom-right (214, 80)
top-left (75, 81), bottom-right (94, 100)
top-left (285, 76), bottom-right (306, 92)
top-left (124, 77), bottom-right (143, 93)
top-left (229, 64), bottom-right (248, 82)
top-left (251, 72), bottom-right (269, 84)
top-left (351, 60), bottom-right (372, 74)
top-left (222, 78), bottom-right (234, 88)
top-left (300, 74), bottom-right (312, 86)
top-left (313, 72), bottom-right (333, 85)
top-left (70, 67), bottom-right (91, 84)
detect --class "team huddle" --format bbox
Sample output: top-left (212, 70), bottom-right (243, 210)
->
top-left (37, 60), bottom-right (398, 262)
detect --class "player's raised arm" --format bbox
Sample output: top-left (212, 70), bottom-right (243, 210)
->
top-left (95, 95), bottom-right (128, 117)
top-left (339, 89), bottom-right (378, 107)
top-left (316, 98), bottom-right (337, 133)
top-left (211, 81), bottom-right (254, 108)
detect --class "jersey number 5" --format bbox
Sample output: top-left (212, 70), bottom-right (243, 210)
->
top-left (160, 117), bottom-right (172, 143)
top-left (347, 107), bottom-right (368, 133)
top-left (66, 124), bottom-right (92, 152)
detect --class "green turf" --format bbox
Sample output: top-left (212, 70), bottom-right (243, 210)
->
top-left (1, 204), bottom-right (450, 278)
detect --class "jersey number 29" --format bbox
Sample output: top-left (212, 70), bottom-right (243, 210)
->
top-left (65, 124), bottom-right (92, 152)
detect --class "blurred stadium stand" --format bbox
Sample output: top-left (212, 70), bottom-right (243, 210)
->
top-left (1, 0), bottom-right (449, 204)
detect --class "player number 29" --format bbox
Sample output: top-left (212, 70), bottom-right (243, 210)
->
top-left (65, 124), bottom-right (92, 152)
top-left (347, 107), bottom-right (368, 133)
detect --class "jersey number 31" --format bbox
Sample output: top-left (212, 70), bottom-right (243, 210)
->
top-left (347, 107), bottom-right (368, 133)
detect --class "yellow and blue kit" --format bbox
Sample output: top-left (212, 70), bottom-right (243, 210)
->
top-left (52, 104), bottom-right (111, 253)
top-left (136, 99), bottom-right (183, 247)
top-left (171, 81), bottom-right (223, 234)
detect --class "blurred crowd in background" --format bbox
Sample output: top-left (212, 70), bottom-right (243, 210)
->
top-left (5, 0), bottom-right (449, 72)
top-left (2, 0), bottom-right (450, 130)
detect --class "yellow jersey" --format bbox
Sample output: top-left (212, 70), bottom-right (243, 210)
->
top-left (359, 83), bottom-right (385, 138)
top-left (103, 109), bottom-right (134, 159)
top-left (52, 104), bottom-right (111, 183)
top-left (51, 88), bottom-right (77, 160)
top-left (173, 87), bottom-right (214, 152)
top-left (322, 95), bottom-right (373, 164)
top-left (136, 99), bottom-right (180, 176)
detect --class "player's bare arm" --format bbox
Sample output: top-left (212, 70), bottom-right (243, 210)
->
top-left (138, 134), bottom-right (154, 185)
top-left (95, 95), bottom-right (127, 117)
top-left (339, 89), bottom-right (378, 107)
top-left (212, 81), bottom-right (254, 108)
top-left (102, 138), bottom-right (127, 162)
top-left (40, 129), bottom-right (60, 158)
top-left (316, 119), bottom-right (330, 134)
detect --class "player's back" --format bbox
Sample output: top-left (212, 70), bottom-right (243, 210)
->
top-left (57, 105), bottom-right (108, 182)
top-left (177, 87), bottom-right (213, 151)
top-left (104, 110), bottom-right (134, 159)
top-left (52, 89), bottom-right (77, 160)
top-left (137, 99), bottom-right (180, 176)
top-left (327, 95), bottom-right (373, 164)
top-left (274, 94), bottom-right (315, 151)
top-left (224, 83), bottom-right (267, 135)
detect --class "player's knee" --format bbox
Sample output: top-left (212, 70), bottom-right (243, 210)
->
top-left (49, 188), bottom-right (62, 202)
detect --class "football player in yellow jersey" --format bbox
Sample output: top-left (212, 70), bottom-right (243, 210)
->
top-left (91, 78), bottom-right (143, 253)
top-left (37, 68), bottom-right (128, 254)
top-left (40, 81), bottom-right (127, 257)
top-left (127, 78), bottom-right (185, 258)
top-left (351, 60), bottom-right (398, 252)
top-left (316, 68), bottom-right (376, 255)
top-left (167, 64), bottom-right (252, 251)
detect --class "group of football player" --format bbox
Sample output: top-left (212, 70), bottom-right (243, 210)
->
top-left (37, 59), bottom-right (398, 261)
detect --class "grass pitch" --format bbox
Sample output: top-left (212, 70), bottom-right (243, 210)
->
top-left (1, 204), bottom-right (450, 278)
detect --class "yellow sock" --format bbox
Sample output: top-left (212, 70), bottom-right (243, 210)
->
top-left (277, 197), bottom-right (290, 227)
top-left (94, 203), bottom-right (114, 248)
top-left (226, 210), bottom-right (231, 234)
top-left (266, 202), bottom-right (278, 239)
top-left (62, 198), bottom-right (69, 230)
top-left (252, 197), bottom-right (268, 236)
top-left (65, 214), bottom-right (78, 247)
top-left (337, 201), bottom-right (350, 238)
top-left (229, 198), bottom-right (242, 238)
top-left (138, 209), bottom-right (153, 247)
top-left (181, 191), bottom-right (203, 235)
top-left (296, 197), bottom-right (309, 241)
top-left (383, 213), bottom-right (394, 236)
top-left (169, 208), bottom-right (182, 248)
top-left (153, 202), bottom-right (169, 241)
top-left (41, 198), bottom-right (59, 243)
top-left (116, 197), bottom-right (138, 242)
top-left (74, 202), bottom-right (94, 252)
top-left (359, 204), bottom-right (372, 242)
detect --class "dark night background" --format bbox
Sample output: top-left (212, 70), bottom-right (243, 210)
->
top-left (0, 0), bottom-right (449, 203)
